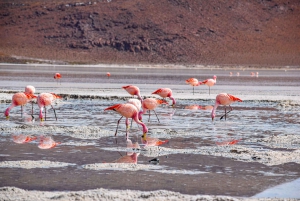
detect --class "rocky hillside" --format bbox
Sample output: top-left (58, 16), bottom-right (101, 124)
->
top-left (0, 0), bottom-right (299, 66)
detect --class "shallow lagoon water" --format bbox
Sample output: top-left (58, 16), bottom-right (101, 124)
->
top-left (0, 64), bottom-right (300, 199)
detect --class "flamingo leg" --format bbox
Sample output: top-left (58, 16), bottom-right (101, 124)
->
top-left (125, 118), bottom-right (130, 140)
top-left (148, 110), bottom-right (151, 122)
top-left (153, 110), bottom-right (160, 123)
top-left (21, 105), bottom-right (23, 118)
top-left (31, 102), bottom-right (34, 116)
top-left (51, 105), bottom-right (57, 121)
top-left (115, 116), bottom-right (123, 136)
top-left (193, 86), bottom-right (194, 95)
top-left (220, 105), bottom-right (233, 120)
top-left (44, 106), bottom-right (47, 121)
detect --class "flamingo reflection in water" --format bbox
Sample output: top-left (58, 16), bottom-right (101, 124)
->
top-left (38, 136), bottom-right (61, 149)
top-left (12, 134), bottom-right (37, 144)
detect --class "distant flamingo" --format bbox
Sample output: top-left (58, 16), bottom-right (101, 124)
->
top-left (54, 73), bottom-right (62, 84)
top-left (185, 78), bottom-right (200, 95)
top-left (199, 75), bottom-right (217, 95)
top-left (256, 72), bottom-right (259, 77)
top-left (185, 105), bottom-right (213, 111)
top-left (38, 136), bottom-right (61, 149)
top-left (104, 103), bottom-right (148, 140)
top-left (37, 93), bottom-right (61, 121)
top-left (141, 135), bottom-right (169, 147)
top-left (152, 88), bottom-right (176, 107)
top-left (216, 139), bottom-right (241, 146)
top-left (113, 152), bottom-right (139, 164)
top-left (229, 72), bottom-right (233, 76)
top-left (12, 134), bottom-right (37, 144)
top-left (211, 93), bottom-right (242, 121)
top-left (25, 85), bottom-right (36, 115)
top-left (138, 98), bottom-right (168, 123)
top-left (236, 72), bottom-right (240, 76)
top-left (122, 85), bottom-right (143, 102)
top-left (107, 72), bottom-right (111, 79)
top-left (5, 92), bottom-right (36, 119)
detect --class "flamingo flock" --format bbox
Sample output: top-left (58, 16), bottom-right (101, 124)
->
top-left (4, 71), bottom-right (244, 152)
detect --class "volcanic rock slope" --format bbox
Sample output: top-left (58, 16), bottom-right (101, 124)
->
top-left (0, 0), bottom-right (300, 65)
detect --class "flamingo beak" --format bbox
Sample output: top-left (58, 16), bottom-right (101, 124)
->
top-left (142, 133), bottom-right (147, 141)
top-left (212, 117), bottom-right (214, 121)
top-left (6, 116), bottom-right (9, 120)
top-left (40, 118), bottom-right (44, 122)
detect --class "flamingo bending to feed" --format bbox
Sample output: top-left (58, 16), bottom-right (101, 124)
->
top-left (199, 75), bottom-right (217, 95)
top-left (5, 92), bottom-right (37, 119)
top-left (211, 93), bottom-right (242, 121)
top-left (185, 78), bottom-right (200, 95)
top-left (25, 85), bottom-right (36, 115)
top-left (37, 93), bottom-right (62, 121)
top-left (54, 73), bottom-right (62, 84)
top-left (152, 88), bottom-right (176, 107)
top-left (104, 103), bottom-right (148, 140)
top-left (122, 85), bottom-right (143, 102)
top-left (138, 98), bottom-right (168, 123)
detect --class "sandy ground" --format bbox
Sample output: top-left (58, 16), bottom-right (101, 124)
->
top-left (0, 64), bottom-right (299, 200)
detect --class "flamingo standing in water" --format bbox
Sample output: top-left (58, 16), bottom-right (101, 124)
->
top-left (199, 75), bottom-right (217, 95)
top-left (37, 93), bottom-right (61, 121)
top-left (211, 93), bottom-right (242, 121)
top-left (54, 73), bottom-right (62, 84)
top-left (104, 103), bottom-right (148, 140)
top-left (5, 92), bottom-right (36, 119)
top-left (122, 85), bottom-right (143, 102)
top-left (139, 98), bottom-right (168, 123)
top-left (106, 72), bottom-right (111, 79)
top-left (25, 85), bottom-right (36, 115)
top-left (185, 78), bottom-right (200, 95)
top-left (152, 88), bottom-right (176, 107)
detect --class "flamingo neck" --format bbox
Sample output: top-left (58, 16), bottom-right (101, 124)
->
top-left (133, 114), bottom-right (148, 133)
top-left (39, 107), bottom-right (44, 119)
top-left (5, 104), bottom-right (16, 117)
top-left (170, 96), bottom-right (176, 106)
top-left (211, 101), bottom-right (220, 118)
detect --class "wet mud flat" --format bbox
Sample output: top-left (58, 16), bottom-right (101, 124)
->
top-left (0, 64), bottom-right (300, 200)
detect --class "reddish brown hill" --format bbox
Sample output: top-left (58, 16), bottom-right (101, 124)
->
top-left (0, 0), bottom-right (299, 66)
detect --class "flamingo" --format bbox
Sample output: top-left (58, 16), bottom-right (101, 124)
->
top-left (5, 92), bottom-right (36, 119)
top-left (199, 75), bottom-right (217, 95)
top-left (25, 85), bottom-right (36, 115)
top-left (112, 152), bottom-right (139, 164)
top-left (229, 72), bottom-right (233, 76)
top-left (141, 135), bottom-right (169, 147)
top-left (38, 136), bottom-right (61, 149)
top-left (37, 93), bottom-right (61, 121)
top-left (106, 72), bottom-right (111, 79)
top-left (138, 98), bottom-right (168, 123)
top-left (185, 78), bottom-right (200, 95)
top-left (152, 88), bottom-right (176, 107)
top-left (211, 93), bottom-right (242, 121)
top-left (122, 85), bottom-right (143, 102)
top-left (54, 73), bottom-right (62, 84)
top-left (104, 103), bottom-right (148, 140)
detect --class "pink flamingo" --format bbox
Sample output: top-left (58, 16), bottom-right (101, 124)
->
top-left (229, 72), bottom-right (233, 76)
top-left (38, 136), bottom-right (61, 149)
top-left (199, 75), bottom-right (217, 95)
top-left (211, 93), bottom-right (242, 121)
top-left (107, 72), bottom-right (111, 79)
top-left (236, 72), bottom-right (240, 76)
top-left (12, 134), bottom-right (37, 144)
top-left (141, 135), bottom-right (169, 147)
top-left (185, 78), bottom-right (200, 95)
top-left (152, 88), bottom-right (176, 107)
top-left (37, 93), bottom-right (62, 121)
top-left (104, 103), bottom-right (148, 140)
top-left (122, 85), bottom-right (143, 102)
top-left (138, 98), bottom-right (168, 122)
top-left (113, 152), bottom-right (139, 164)
top-left (54, 73), bottom-right (62, 84)
top-left (5, 92), bottom-right (37, 119)
top-left (25, 85), bottom-right (36, 115)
